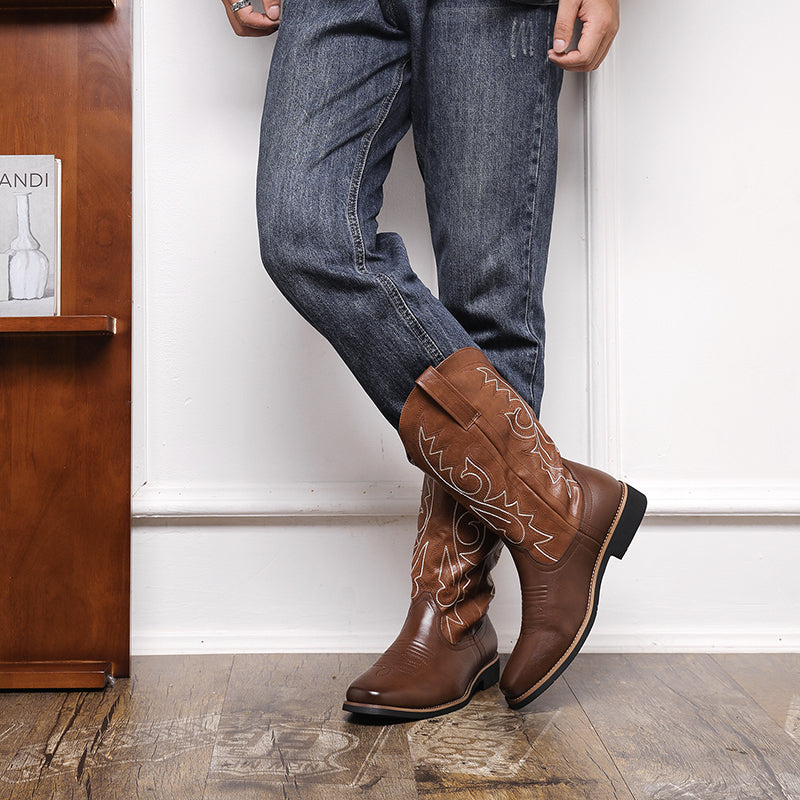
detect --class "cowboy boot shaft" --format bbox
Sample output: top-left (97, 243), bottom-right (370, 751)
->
top-left (399, 349), bottom-right (585, 563)
top-left (412, 476), bottom-right (503, 644)
top-left (433, 351), bottom-right (583, 523)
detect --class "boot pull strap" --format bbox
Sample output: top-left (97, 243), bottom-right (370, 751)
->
top-left (415, 366), bottom-right (479, 430)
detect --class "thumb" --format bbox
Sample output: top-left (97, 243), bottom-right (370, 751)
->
top-left (552, 0), bottom-right (580, 53)
top-left (265, 0), bottom-right (281, 21)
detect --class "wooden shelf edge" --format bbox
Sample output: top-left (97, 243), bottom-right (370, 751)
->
top-left (0, 315), bottom-right (117, 335)
top-left (0, 0), bottom-right (114, 9)
top-left (0, 661), bottom-right (113, 690)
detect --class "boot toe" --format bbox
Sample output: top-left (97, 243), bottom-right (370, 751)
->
top-left (344, 667), bottom-right (401, 707)
top-left (342, 597), bottom-right (500, 719)
top-left (343, 647), bottom-right (499, 718)
top-left (344, 663), bottom-right (453, 712)
top-left (500, 628), bottom-right (573, 706)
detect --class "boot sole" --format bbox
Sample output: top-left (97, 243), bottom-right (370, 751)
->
top-left (506, 482), bottom-right (647, 710)
top-left (342, 655), bottom-right (500, 721)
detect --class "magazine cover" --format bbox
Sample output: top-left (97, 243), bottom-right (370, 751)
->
top-left (0, 154), bottom-right (61, 317)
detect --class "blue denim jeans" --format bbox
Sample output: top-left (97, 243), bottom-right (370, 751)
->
top-left (257, 0), bottom-right (562, 427)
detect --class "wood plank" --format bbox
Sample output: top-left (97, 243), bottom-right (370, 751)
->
top-left (408, 670), bottom-right (635, 800)
top-left (714, 654), bottom-right (800, 743)
top-left (0, 655), bottom-right (233, 799)
top-left (0, 316), bottom-right (116, 335)
top-left (204, 653), bottom-right (418, 800)
top-left (0, 692), bottom-right (54, 778)
top-left (0, 660), bottom-right (111, 689)
top-left (565, 653), bottom-right (800, 800)
top-left (0, 688), bottom-right (123, 797)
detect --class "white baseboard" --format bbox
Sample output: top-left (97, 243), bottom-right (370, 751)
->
top-left (578, 629), bottom-right (800, 653)
top-left (131, 628), bottom-right (800, 656)
top-left (132, 480), bottom-right (800, 520)
top-left (641, 481), bottom-right (800, 517)
top-left (131, 482), bottom-right (421, 519)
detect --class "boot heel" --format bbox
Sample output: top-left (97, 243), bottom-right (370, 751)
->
top-left (607, 484), bottom-right (647, 560)
top-left (475, 658), bottom-right (500, 691)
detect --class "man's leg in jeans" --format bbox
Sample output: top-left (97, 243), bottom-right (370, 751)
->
top-left (257, 0), bottom-right (476, 429)
top-left (258, 0), bottom-right (558, 429)
top-left (259, 0), bottom-right (505, 721)
top-left (415, 0), bottom-right (562, 417)
top-left (343, 1), bottom-right (563, 719)
top-left (415, 0), bottom-right (565, 703)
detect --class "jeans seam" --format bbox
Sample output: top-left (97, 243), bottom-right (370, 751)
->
top-left (347, 58), bottom-right (408, 272)
top-left (376, 273), bottom-right (446, 363)
top-left (523, 52), bottom-right (553, 407)
top-left (347, 57), bottom-right (445, 364)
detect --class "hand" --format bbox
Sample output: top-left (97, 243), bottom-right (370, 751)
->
top-left (548, 0), bottom-right (619, 72)
top-left (220, 0), bottom-right (281, 37)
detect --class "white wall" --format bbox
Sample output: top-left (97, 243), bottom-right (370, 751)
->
top-left (131, 0), bottom-right (800, 655)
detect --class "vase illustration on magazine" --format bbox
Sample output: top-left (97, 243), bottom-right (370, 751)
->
top-left (8, 192), bottom-right (49, 301)
top-left (0, 154), bottom-right (61, 317)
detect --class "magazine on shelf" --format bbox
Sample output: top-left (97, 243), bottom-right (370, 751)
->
top-left (0, 154), bottom-right (61, 317)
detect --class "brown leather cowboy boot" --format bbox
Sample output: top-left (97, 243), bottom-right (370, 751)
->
top-left (397, 347), bottom-right (647, 710)
top-left (342, 475), bottom-right (503, 720)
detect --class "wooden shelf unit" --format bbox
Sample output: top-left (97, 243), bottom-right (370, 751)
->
top-left (0, 2), bottom-right (132, 688)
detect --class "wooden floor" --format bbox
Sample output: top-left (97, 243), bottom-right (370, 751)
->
top-left (0, 654), bottom-right (798, 799)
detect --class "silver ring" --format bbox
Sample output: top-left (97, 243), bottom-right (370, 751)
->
top-left (230, 0), bottom-right (251, 11)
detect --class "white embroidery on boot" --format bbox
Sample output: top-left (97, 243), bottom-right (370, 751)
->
top-left (410, 539), bottom-right (429, 600)
top-left (476, 366), bottom-right (580, 500)
top-left (418, 427), bottom-right (558, 563)
top-left (440, 498), bottom-right (487, 643)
